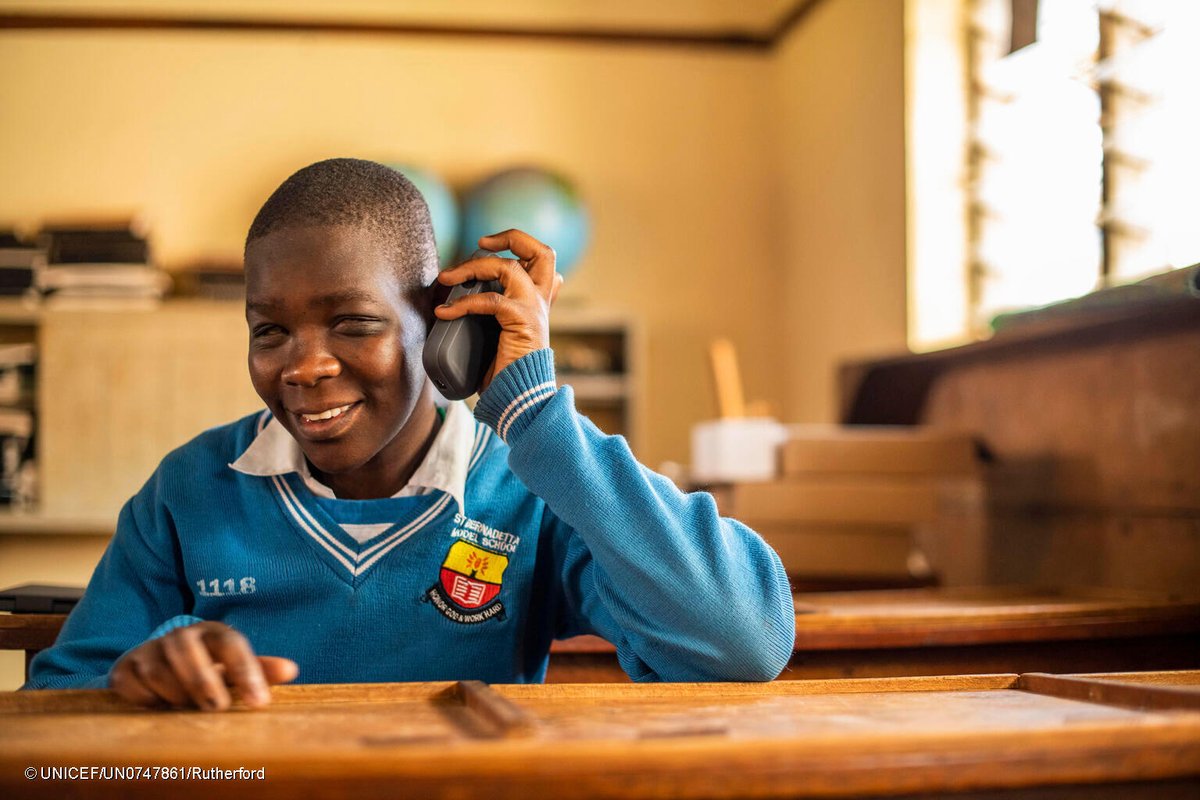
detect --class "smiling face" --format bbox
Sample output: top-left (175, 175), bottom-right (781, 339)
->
top-left (244, 224), bottom-right (438, 498)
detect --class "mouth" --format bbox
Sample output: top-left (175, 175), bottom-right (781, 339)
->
top-left (289, 401), bottom-right (361, 440)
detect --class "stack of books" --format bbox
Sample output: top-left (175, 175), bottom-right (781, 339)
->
top-left (0, 231), bottom-right (43, 299)
top-left (0, 342), bottom-right (36, 508)
top-left (37, 223), bottom-right (170, 308)
top-left (173, 258), bottom-right (245, 300)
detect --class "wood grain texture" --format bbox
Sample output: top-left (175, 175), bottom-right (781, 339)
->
top-left (3, 675), bottom-right (1200, 799)
top-left (778, 427), bottom-right (982, 477)
top-left (713, 477), bottom-right (973, 525)
top-left (836, 306), bottom-right (1200, 595)
top-left (1020, 672), bottom-right (1200, 711)
top-left (922, 327), bottom-right (1200, 515)
top-left (544, 587), bottom-right (1200, 683)
top-left (549, 635), bottom-right (1200, 684)
top-left (38, 301), bottom-right (263, 519)
top-left (1064, 670), bottom-right (1200, 687)
top-left (10, 587), bottom-right (1199, 685)
top-left (0, 613), bottom-right (63, 650)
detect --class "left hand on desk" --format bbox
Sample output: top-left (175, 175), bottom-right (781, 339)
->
top-left (433, 229), bottom-right (563, 394)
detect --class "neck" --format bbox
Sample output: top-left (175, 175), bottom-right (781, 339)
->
top-left (313, 386), bottom-right (442, 500)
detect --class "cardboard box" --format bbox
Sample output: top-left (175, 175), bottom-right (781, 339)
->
top-left (752, 523), bottom-right (917, 579)
top-left (779, 425), bottom-right (980, 477)
top-left (712, 477), bottom-right (982, 526)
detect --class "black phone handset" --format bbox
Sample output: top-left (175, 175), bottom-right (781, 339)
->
top-left (422, 249), bottom-right (503, 400)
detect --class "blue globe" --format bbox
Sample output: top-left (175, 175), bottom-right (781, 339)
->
top-left (459, 167), bottom-right (590, 277)
top-left (389, 163), bottom-right (460, 268)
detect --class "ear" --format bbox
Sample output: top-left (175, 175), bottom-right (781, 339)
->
top-left (421, 277), bottom-right (452, 334)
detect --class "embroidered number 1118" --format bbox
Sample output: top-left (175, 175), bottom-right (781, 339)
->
top-left (195, 577), bottom-right (257, 597)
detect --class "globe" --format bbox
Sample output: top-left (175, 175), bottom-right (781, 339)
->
top-left (389, 163), bottom-right (460, 268)
top-left (459, 167), bottom-right (590, 277)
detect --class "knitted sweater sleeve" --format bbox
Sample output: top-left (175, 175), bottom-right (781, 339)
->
top-left (22, 470), bottom-right (200, 690)
top-left (474, 349), bottom-right (795, 682)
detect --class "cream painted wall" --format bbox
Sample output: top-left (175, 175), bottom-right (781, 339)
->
top-left (0, 0), bottom-right (908, 690)
top-left (0, 29), bottom-right (787, 470)
top-left (774, 0), bottom-right (908, 422)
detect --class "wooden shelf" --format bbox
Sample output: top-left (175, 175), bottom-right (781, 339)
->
top-left (0, 509), bottom-right (112, 536)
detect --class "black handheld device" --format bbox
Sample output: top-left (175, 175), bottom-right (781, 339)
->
top-left (422, 249), bottom-right (503, 400)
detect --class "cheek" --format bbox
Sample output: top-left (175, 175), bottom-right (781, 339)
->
top-left (360, 340), bottom-right (423, 403)
top-left (246, 352), bottom-right (278, 402)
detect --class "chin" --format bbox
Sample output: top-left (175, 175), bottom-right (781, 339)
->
top-left (299, 441), bottom-right (370, 478)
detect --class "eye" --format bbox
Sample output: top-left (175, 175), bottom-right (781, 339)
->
top-left (335, 316), bottom-right (387, 335)
top-left (251, 323), bottom-right (285, 341)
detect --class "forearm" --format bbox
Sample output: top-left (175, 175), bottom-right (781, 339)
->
top-left (23, 483), bottom-right (195, 690)
top-left (475, 350), bottom-right (795, 681)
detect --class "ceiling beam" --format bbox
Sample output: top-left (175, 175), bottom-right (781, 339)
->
top-left (0, 0), bottom-right (826, 52)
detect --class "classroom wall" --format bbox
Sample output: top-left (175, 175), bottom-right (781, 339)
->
top-left (0, 28), bottom-right (790, 471)
top-left (0, 0), bottom-right (911, 689)
top-left (774, 0), bottom-right (909, 422)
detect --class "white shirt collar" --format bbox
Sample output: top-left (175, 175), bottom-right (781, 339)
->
top-left (228, 402), bottom-right (476, 511)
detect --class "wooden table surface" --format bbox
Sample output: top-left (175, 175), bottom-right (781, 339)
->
top-left (3, 671), bottom-right (1200, 799)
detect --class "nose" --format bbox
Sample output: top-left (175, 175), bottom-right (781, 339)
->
top-left (282, 336), bottom-right (340, 387)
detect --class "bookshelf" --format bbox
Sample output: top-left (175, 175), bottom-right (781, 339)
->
top-left (550, 307), bottom-right (643, 453)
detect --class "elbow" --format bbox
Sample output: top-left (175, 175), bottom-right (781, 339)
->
top-left (725, 626), bottom-right (794, 682)
top-left (683, 612), bottom-right (794, 683)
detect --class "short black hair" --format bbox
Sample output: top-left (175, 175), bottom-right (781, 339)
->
top-left (245, 158), bottom-right (438, 292)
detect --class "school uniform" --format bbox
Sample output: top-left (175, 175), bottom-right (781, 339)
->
top-left (25, 349), bottom-right (794, 689)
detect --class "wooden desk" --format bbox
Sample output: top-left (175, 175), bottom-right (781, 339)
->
top-left (7, 587), bottom-right (1200, 685)
top-left (547, 586), bottom-right (1200, 682)
top-left (3, 671), bottom-right (1199, 798)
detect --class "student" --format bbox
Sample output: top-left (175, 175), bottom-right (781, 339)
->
top-left (25, 159), bottom-right (795, 709)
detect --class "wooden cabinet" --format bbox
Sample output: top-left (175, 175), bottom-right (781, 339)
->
top-left (37, 301), bottom-right (262, 521)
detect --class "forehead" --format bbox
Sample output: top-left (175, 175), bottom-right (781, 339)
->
top-left (245, 224), bottom-right (391, 284)
top-left (244, 224), bottom-right (412, 312)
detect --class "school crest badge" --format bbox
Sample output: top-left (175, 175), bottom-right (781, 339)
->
top-left (426, 541), bottom-right (508, 624)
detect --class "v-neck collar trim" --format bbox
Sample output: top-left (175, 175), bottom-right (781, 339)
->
top-left (268, 472), bottom-right (454, 584)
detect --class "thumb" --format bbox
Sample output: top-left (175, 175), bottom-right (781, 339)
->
top-left (550, 273), bottom-right (564, 306)
top-left (258, 656), bottom-right (299, 685)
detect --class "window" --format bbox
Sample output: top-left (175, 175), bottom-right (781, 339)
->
top-left (907, 0), bottom-right (1199, 348)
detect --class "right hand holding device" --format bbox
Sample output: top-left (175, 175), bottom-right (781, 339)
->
top-left (109, 621), bottom-right (298, 711)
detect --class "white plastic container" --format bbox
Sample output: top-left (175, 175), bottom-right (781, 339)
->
top-left (690, 418), bottom-right (787, 484)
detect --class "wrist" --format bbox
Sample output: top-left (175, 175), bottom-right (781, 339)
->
top-left (474, 348), bottom-right (557, 443)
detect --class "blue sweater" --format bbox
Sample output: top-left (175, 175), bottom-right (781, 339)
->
top-left (26, 349), bottom-right (794, 689)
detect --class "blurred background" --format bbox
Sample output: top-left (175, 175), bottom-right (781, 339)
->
top-left (0, 0), bottom-right (1197, 688)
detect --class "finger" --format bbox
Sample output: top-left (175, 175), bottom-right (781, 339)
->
top-left (477, 230), bottom-right (557, 297)
top-left (437, 257), bottom-right (538, 301)
top-left (110, 657), bottom-right (170, 708)
top-left (124, 643), bottom-right (191, 708)
top-left (205, 627), bottom-right (271, 708)
top-left (259, 656), bottom-right (300, 685)
top-left (161, 625), bottom-right (232, 711)
top-left (435, 251), bottom-right (513, 285)
top-left (432, 291), bottom-right (506, 321)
